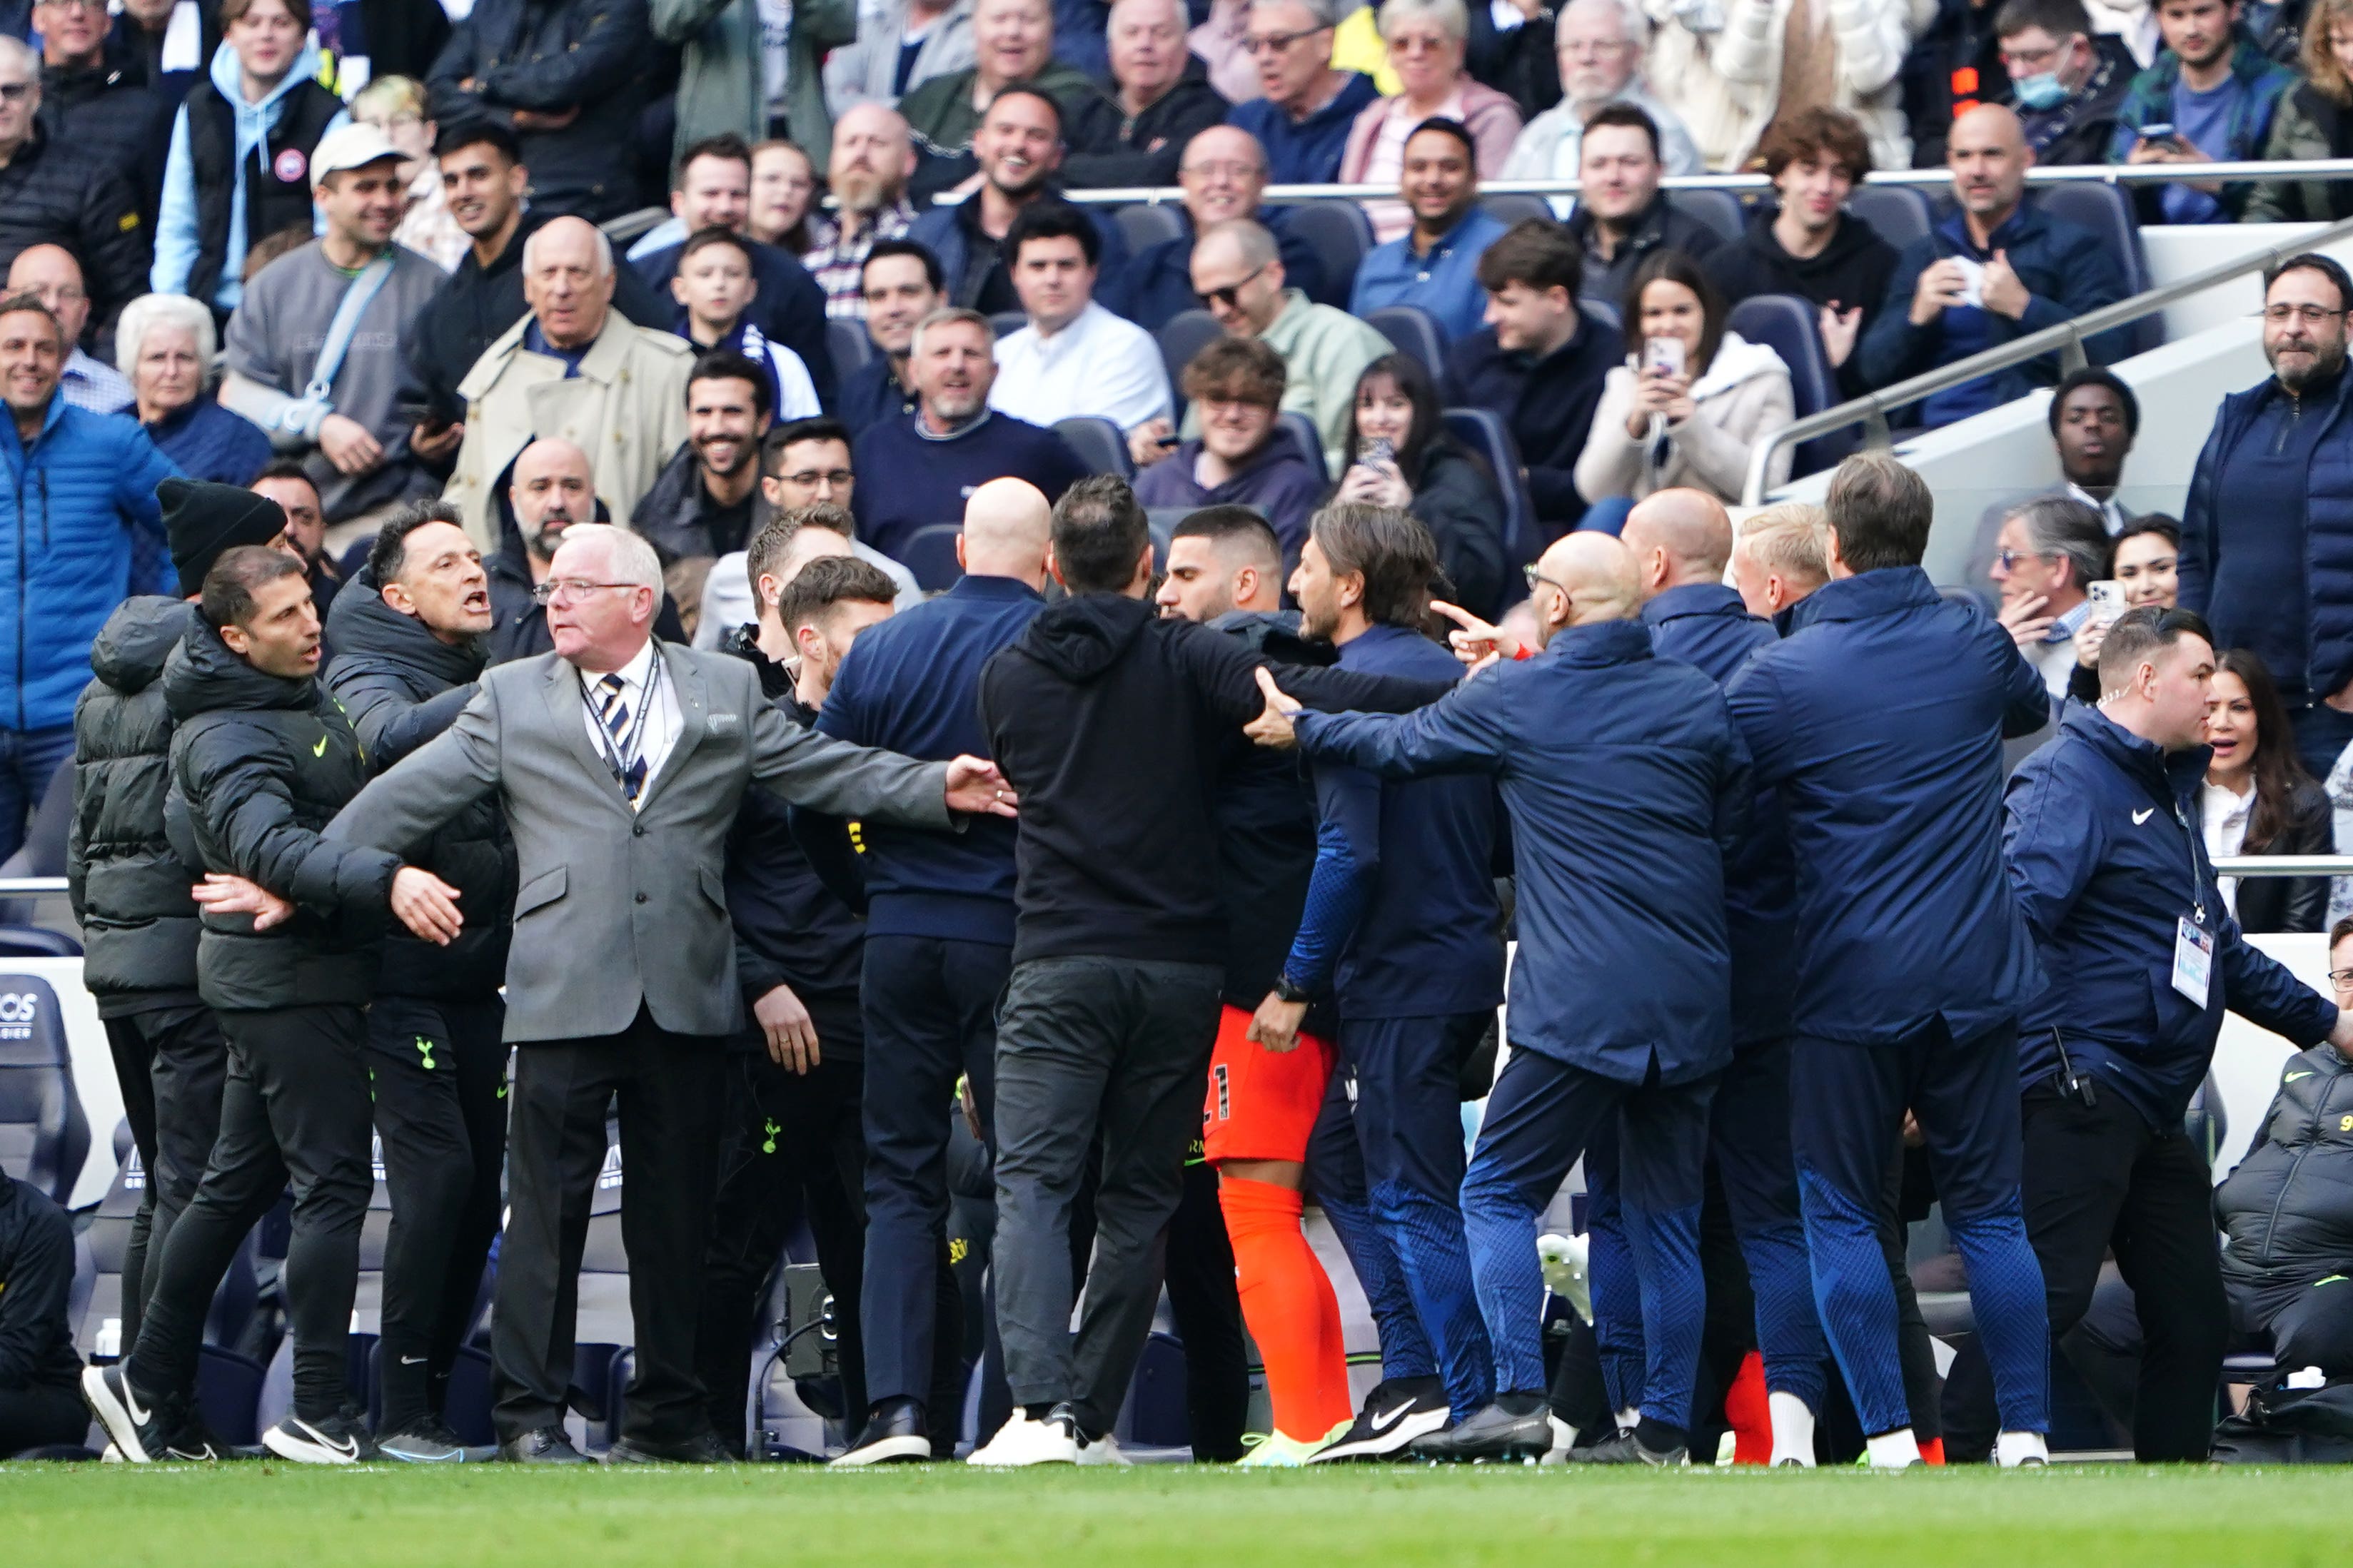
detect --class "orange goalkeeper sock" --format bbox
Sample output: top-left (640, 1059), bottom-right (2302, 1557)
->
top-left (1220, 1175), bottom-right (1356, 1442)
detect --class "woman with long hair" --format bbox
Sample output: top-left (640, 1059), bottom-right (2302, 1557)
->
top-left (1332, 351), bottom-right (1508, 617)
top-left (2246, 0), bottom-right (2353, 223)
top-left (2205, 649), bottom-right (2331, 934)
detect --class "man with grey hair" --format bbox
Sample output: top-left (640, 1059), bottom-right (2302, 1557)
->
top-left (1498, 0), bottom-right (1702, 190)
top-left (0, 34), bottom-right (151, 334)
top-left (443, 216), bottom-right (696, 552)
top-left (850, 306), bottom-right (1087, 563)
top-left (1226, 0), bottom-right (1380, 183)
top-left (1990, 494), bottom-right (2110, 701)
top-left (1064, 0), bottom-right (1233, 188)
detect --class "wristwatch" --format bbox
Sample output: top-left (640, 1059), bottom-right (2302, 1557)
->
top-left (1273, 975), bottom-right (1312, 1006)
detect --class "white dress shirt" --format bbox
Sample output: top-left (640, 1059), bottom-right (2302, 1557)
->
top-left (988, 300), bottom-right (1172, 433)
top-left (2202, 778), bottom-right (2254, 916)
top-left (579, 636), bottom-right (682, 806)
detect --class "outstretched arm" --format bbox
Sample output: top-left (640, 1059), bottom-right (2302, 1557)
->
top-left (327, 680), bottom-right (504, 855)
top-left (751, 699), bottom-right (1014, 825)
top-left (1251, 666), bottom-right (1512, 780)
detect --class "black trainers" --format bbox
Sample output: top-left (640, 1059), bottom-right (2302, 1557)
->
top-left (603, 1429), bottom-right (738, 1465)
top-left (1306, 1375), bottom-right (1451, 1462)
top-left (1572, 1425), bottom-right (1687, 1467)
top-left (263, 1410), bottom-right (376, 1465)
top-left (831, 1397), bottom-right (933, 1467)
top-left (1408, 1395), bottom-right (1568, 1463)
top-left (498, 1425), bottom-right (590, 1464)
top-left (378, 1417), bottom-right (495, 1464)
top-left (81, 1362), bottom-right (209, 1463)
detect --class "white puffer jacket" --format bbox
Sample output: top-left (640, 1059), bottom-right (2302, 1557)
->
top-left (1574, 330), bottom-right (1797, 503)
top-left (1638, 0), bottom-right (1933, 170)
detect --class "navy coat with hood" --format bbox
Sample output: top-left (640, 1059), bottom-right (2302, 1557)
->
top-left (1293, 617), bottom-right (1747, 1086)
top-left (1725, 566), bottom-right (2050, 1045)
top-left (2005, 702), bottom-right (2337, 1132)
top-left (323, 572), bottom-right (517, 1000)
top-left (163, 615), bottom-right (402, 1011)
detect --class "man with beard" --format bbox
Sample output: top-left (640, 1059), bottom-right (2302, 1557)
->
top-left (902, 88), bottom-right (1132, 319)
top-left (2180, 253), bottom-right (2353, 781)
top-left (802, 105), bottom-right (922, 320)
top-left (484, 437), bottom-right (687, 663)
top-left (850, 308), bottom-right (1087, 565)
top-left (1346, 119), bottom-right (1509, 342)
top-left (636, 354), bottom-right (780, 569)
top-left (316, 504), bottom-right (514, 1462)
top-left (250, 462), bottom-right (343, 640)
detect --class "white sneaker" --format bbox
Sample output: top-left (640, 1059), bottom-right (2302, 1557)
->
top-left (967, 1408), bottom-right (1081, 1467)
top-left (1077, 1430), bottom-right (1132, 1467)
top-left (1995, 1430), bottom-right (2050, 1469)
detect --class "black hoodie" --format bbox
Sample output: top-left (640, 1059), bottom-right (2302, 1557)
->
top-left (163, 618), bottom-right (401, 1011)
top-left (977, 594), bottom-right (1454, 967)
top-left (67, 597), bottom-right (202, 1015)
top-left (322, 573), bottom-right (518, 999)
top-left (1704, 211), bottom-right (1901, 399)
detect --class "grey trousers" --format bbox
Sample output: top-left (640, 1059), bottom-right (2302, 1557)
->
top-left (989, 955), bottom-right (1222, 1435)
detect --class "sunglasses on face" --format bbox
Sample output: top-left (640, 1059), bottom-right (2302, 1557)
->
top-left (1197, 263), bottom-right (1267, 310)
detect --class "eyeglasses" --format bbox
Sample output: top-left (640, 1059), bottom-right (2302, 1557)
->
top-left (35, 0), bottom-right (105, 13)
top-left (1197, 263), bottom-right (1268, 310)
top-left (529, 579), bottom-right (636, 605)
top-left (1523, 565), bottom-right (1567, 595)
top-left (1992, 548), bottom-right (2050, 570)
top-left (777, 468), bottom-right (854, 490)
top-left (1241, 26), bottom-right (1324, 53)
top-left (1181, 159), bottom-right (1265, 182)
top-left (2330, 967), bottom-right (2353, 988)
top-left (2259, 304), bottom-right (2349, 325)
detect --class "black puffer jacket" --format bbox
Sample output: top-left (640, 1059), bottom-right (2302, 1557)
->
top-left (0, 121), bottom-right (151, 334)
top-left (66, 597), bottom-right (201, 1016)
top-left (2217, 1043), bottom-right (2353, 1294)
top-left (163, 618), bottom-right (401, 1011)
top-left (323, 574), bottom-right (516, 999)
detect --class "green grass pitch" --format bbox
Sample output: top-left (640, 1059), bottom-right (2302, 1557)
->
top-left (3, 1462), bottom-right (2344, 1567)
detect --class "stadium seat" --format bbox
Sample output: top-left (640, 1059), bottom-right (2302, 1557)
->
top-left (1668, 188), bottom-right (1747, 246)
top-left (1281, 201), bottom-right (1373, 305)
top-left (196, 1345), bottom-right (267, 1447)
top-left (0, 973), bottom-right (88, 1203)
top-left (989, 310), bottom-right (1029, 342)
top-left (1442, 407), bottom-right (1541, 584)
top-left (898, 524), bottom-right (966, 592)
top-left (1578, 296), bottom-right (1621, 333)
top-left (1054, 415), bottom-right (1135, 478)
top-left (1144, 509), bottom-right (1189, 568)
top-left (1155, 307), bottom-right (1224, 410)
top-left (1367, 304), bottom-right (1447, 378)
top-left (1725, 293), bottom-right (1845, 475)
top-left (826, 318), bottom-right (874, 377)
top-left (74, 1121), bottom-right (142, 1358)
top-left (2035, 181), bottom-right (2160, 355)
top-left (1115, 202), bottom-right (1187, 256)
top-left (1849, 185), bottom-right (1935, 252)
top-left (1481, 193), bottom-right (1555, 228)
top-left (1279, 411), bottom-right (1330, 482)
top-left (0, 926), bottom-right (79, 958)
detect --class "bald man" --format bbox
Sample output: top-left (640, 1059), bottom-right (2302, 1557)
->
top-left (1251, 528), bottom-right (1753, 1466)
top-left (1621, 490), bottom-right (1828, 1465)
top-left (486, 437), bottom-right (687, 663)
top-left (1858, 103), bottom-right (2131, 428)
top-left (804, 105), bottom-right (922, 320)
top-left (817, 475), bottom-right (1054, 1465)
top-left (1119, 127), bottom-right (1330, 330)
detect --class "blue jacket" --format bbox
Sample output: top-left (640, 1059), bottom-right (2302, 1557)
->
top-left (1294, 617), bottom-right (1745, 1083)
top-left (1348, 208), bottom-right (1511, 342)
top-left (1642, 582), bottom-right (1793, 1045)
top-left (816, 573), bottom-right (1044, 945)
top-left (3, 394), bottom-right (177, 733)
top-left (2178, 369), bottom-right (2353, 704)
top-left (143, 398), bottom-right (272, 487)
top-left (2006, 703), bottom-right (2336, 1130)
top-left (902, 198), bottom-right (1136, 323)
top-left (1857, 198), bottom-right (2130, 428)
top-left (1228, 73), bottom-right (1381, 185)
top-left (1725, 567), bottom-right (2049, 1044)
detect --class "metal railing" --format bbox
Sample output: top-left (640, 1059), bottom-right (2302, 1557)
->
top-left (1736, 209), bottom-right (2353, 505)
top-left (1052, 156), bottom-right (2353, 207)
top-left (2214, 856), bottom-right (2353, 878)
top-left (0, 878), bottom-right (65, 894)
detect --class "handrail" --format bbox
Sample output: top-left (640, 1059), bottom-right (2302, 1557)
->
top-left (1736, 210), bottom-right (2353, 505)
top-left (1052, 156), bottom-right (2353, 207)
top-left (0, 878), bottom-right (66, 894)
top-left (2213, 856), bottom-right (2353, 878)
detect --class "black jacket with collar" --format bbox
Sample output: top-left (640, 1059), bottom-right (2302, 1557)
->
top-left (322, 571), bottom-right (517, 998)
top-left (2217, 1043), bottom-right (2353, 1293)
top-left (1445, 310), bottom-right (1625, 530)
top-left (39, 56), bottom-right (167, 227)
top-left (0, 120), bottom-right (150, 336)
top-left (1062, 61), bottom-right (1230, 189)
top-left (163, 617), bottom-right (403, 1011)
top-left (1569, 192), bottom-right (1724, 315)
top-left (2231, 775), bottom-right (2332, 936)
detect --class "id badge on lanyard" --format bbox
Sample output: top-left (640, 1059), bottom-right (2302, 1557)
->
top-left (2170, 801), bottom-right (2213, 1007)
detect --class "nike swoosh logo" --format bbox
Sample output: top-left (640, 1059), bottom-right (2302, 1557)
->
top-left (2287, 1071), bottom-right (2317, 1082)
top-left (303, 1422), bottom-right (361, 1459)
top-left (312, 736), bottom-right (328, 757)
top-left (1366, 1401), bottom-right (1414, 1434)
top-left (2132, 808), bottom-right (2154, 824)
top-left (121, 1376), bottom-right (151, 1426)
top-left (399, 1355), bottom-right (426, 1365)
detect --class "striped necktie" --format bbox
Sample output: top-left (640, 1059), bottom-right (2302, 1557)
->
top-left (595, 672), bottom-right (648, 804)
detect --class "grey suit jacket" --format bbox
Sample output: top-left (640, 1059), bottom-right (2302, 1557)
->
top-left (327, 640), bottom-right (952, 1043)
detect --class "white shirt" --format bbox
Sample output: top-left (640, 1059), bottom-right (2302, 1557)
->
top-left (988, 301), bottom-right (1172, 433)
top-left (2202, 779), bottom-right (2254, 916)
top-left (578, 637), bottom-right (682, 807)
top-left (2066, 482), bottom-right (2131, 538)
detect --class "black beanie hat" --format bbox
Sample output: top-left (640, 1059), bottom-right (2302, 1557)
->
top-left (161, 478), bottom-right (288, 594)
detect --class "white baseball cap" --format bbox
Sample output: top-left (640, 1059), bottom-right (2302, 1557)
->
top-left (307, 122), bottom-right (405, 191)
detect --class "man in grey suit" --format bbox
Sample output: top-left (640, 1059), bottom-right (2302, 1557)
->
top-left (326, 522), bottom-right (1013, 1465)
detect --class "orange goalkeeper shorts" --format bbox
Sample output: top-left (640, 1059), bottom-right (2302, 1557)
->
top-left (1201, 1003), bottom-right (1337, 1165)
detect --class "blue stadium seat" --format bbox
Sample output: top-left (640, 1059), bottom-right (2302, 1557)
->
top-left (1155, 307), bottom-right (1224, 410)
top-left (1115, 202), bottom-right (1186, 256)
top-left (1442, 407), bottom-right (1541, 584)
top-left (1279, 412), bottom-right (1329, 482)
top-left (900, 523), bottom-right (966, 591)
top-left (1481, 193), bottom-right (1556, 228)
top-left (989, 310), bottom-right (1029, 342)
top-left (827, 318), bottom-right (874, 377)
top-left (1578, 296), bottom-right (1621, 333)
top-left (1054, 415), bottom-right (1134, 478)
top-left (1849, 185), bottom-right (1935, 252)
top-left (1367, 304), bottom-right (1447, 378)
top-left (1281, 201), bottom-right (1372, 305)
top-left (2035, 181), bottom-right (2160, 355)
top-left (1668, 188), bottom-right (1747, 246)
top-left (196, 1345), bottom-right (267, 1447)
top-left (0, 973), bottom-right (87, 1203)
top-left (1725, 293), bottom-right (1844, 475)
